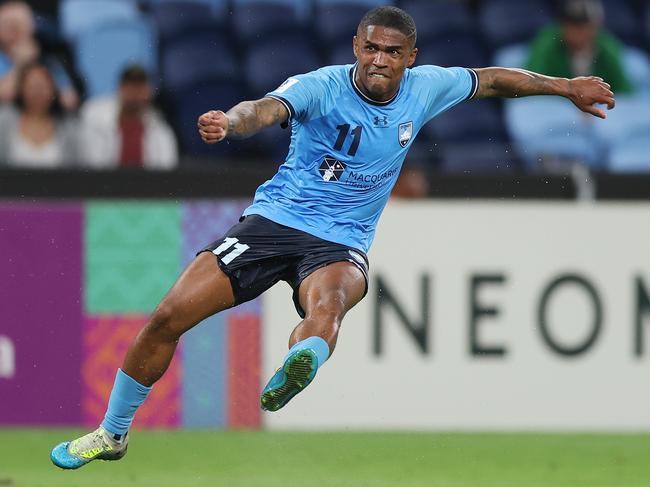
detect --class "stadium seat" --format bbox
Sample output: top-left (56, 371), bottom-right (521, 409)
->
top-left (622, 47), bottom-right (650, 93)
top-left (231, 2), bottom-right (302, 45)
top-left (327, 41), bottom-right (356, 66)
top-left (75, 20), bottom-right (157, 98)
top-left (162, 32), bottom-right (238, 90)
top-left (314, 0), bottom-right (392, 6)
top-left (150, 1), bottom-right (218, 43)
top-left (593, 92), bottom-right (650, 146)
top-left (423, 99), bottom-right (506, 143)
top-left (608, 136), bottom-right (650, 172)
top-left (416, 34), bottom-right (488, 68)
top-left (492, 43), bottom-right (528, 68)
top-left (231, 0), bottom-right (311, 21)
top-left (478, 0), bottom-right (552, 51)
top-left (144, 0), bottom-right (228, 18)
top-left (169, 81), bottom-right (247, 157)
top-left (60, 0), bottom-right (140, 40)
top-left (314, 4), bottom-right (373, 44)
top-left (601, 0), bottom-right (643, 48)
top-left (244, 35), bottom-right (321, 96)
top-left (644, 4), bottom-right (650, 50)
top-left (249, 123), bottom-right (292, 162)
top-left (439, 141), bottom-right (519, 174)
top-left (504, 96), bottom-right (605, 169)
top-left (399, 0), bottom-right (473, 43)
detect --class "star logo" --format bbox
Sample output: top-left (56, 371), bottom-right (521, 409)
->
top-left (319, 156), bottom-right (347, 182)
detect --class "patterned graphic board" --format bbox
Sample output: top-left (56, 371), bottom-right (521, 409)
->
top-left (82, 316), bottom-right (181, 428)
top-left (180, 201), bottom-right (261, 429)
top-left (0, 204), bottom-right (83, 425)
top-left (0, 200), bottom-right (262, 429)
top-left (85, 202), bottom-right (181, 314)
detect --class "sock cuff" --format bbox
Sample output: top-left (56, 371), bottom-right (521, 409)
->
top-left (101, 369), bottom-right (152, 436)
top-left (117, 368), bottom-right (153, 395)
top-left (285, 336), bottom-right (330, 368)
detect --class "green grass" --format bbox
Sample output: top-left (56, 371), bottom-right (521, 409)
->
top-left (1, 429), bottom-right (649, 487)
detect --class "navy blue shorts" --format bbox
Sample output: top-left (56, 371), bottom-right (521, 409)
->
top-left (199, 215), bottom-right (369, 317)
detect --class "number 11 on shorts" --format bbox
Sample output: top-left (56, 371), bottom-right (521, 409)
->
top-left (212, 237), bottom-right (250, 265)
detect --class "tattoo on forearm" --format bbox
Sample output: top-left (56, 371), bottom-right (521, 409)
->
top-left (226, 98), bottom-right (288, 139)
top-left (475, 68), bottom-right (566, 99)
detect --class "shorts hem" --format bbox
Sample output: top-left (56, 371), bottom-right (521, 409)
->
top-left (291, 258), bottom-right (369, 319)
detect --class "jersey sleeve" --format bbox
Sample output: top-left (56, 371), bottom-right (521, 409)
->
top-left (265, 71), bottom-right (329, 124)
top-left (412, 65), bottom-right (478, 122)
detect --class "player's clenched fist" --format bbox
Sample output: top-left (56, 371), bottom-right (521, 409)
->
top-left (197, 110), bottom-right (229, 144)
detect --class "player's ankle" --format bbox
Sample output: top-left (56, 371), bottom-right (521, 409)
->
top-left (285, 336), bottom-right (330, 367)
top-left (100, 426), bottom-right (126, 444)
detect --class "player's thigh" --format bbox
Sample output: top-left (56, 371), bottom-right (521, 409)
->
top-left (154, 252), bottom-right (235, 335)
top-left (298, 261), bottom-right (367, 320)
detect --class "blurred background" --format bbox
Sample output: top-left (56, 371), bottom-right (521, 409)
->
top-left (1, 1), bottom-right (650, 486)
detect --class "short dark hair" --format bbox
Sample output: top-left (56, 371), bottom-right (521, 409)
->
top-left (14, 59), bottom-right (62, 116)
top-left (120, 64), bottom-right (149, 84)
top-left (358, 6), bottom-right (417, 46)
top-left (558, 0), bottom-right (603, 24)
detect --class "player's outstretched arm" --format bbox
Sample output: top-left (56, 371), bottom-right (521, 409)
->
top-left (473, 67), bottom-right (616, 119)
top-left (197, 97), bottom-right (289, 143)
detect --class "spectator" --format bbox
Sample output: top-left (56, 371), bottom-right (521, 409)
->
top-left (0, 1), bottom-right (79, 111)
top-left (527, 0), bottom-right (632, 94)
top-left (502, 0), bottom-right (650, 171)
top-left (79, 65), bottom-right (178, 170)
top-left (391, 167), bottom-right (429, 198)
top-left (0, 60), bottom-right (79, 168)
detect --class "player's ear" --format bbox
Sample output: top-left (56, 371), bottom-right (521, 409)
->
top-left (407, 47), bottom-right (418, 68)
top-left (352, 36), bottom-right (359, 60)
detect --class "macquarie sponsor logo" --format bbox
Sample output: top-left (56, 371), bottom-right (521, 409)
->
top-left (318, 156), bottom-right (398, 189)
top-left (344, 168), bottom-right (399, 189)
top-left (320, 156), bottom-right (347, 181)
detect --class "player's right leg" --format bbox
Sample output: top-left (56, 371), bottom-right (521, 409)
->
top-left (261, 261), bottom-right (367, 411)
top-left (50, 252), bottom-right (235, 469)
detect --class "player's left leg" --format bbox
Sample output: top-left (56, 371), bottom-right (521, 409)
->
top-left (50, 252), bottom-right (236, 469)
top-left (261, 261), bottom-right (366, 411)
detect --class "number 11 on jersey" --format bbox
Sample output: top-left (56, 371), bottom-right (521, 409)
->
top-left (334, 124), bottom-right (362, 156)
top-left (212, 237), bottom-right (250, 265)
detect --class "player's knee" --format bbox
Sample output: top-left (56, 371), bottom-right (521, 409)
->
top-left (305, 293), bottom-right (346, 326)
top-left (147, 302), bottom-right (182, 341)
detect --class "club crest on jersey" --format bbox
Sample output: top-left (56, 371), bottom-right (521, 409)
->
top-left (398, 121), bottom-right (413, 147)
top-left (319, 156), bottom-right (347, 182)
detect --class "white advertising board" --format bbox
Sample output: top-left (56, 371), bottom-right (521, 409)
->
top-left (262, 202), bottom-right (650, 430)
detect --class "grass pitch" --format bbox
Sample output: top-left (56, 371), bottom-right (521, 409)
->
top-left (1, 429), bottom-right (649, 487)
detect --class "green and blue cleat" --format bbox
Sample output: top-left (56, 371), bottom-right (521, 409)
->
top-left (261, 348), bottom-right (318, 412)
top-left (50, 426), bottom-right (128, 470)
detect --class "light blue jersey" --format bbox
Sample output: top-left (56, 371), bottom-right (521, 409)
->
top-left (243, 63), bottom-right (478, 253)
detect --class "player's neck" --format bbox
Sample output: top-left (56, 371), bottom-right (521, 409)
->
top-left (352, 65), bottom-right (399, 104)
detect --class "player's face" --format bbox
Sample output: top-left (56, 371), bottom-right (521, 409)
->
top-left (353, 25), bottom-right (417, 102)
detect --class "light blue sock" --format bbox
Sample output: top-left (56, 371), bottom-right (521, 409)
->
top-left (101, 369), bottom-right (152, 437)
top-left (284, 336), bottom-right (330, 368)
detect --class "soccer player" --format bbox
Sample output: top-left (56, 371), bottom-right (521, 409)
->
top-left (51, 6), bottom-right (615, 469)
